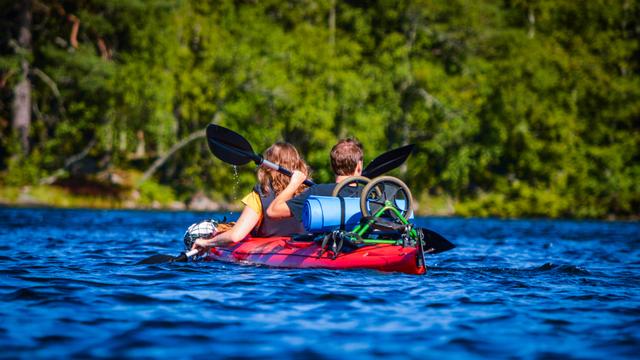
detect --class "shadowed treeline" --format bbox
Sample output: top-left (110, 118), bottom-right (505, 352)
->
top-left (0, 0), bottom-right (638, 218)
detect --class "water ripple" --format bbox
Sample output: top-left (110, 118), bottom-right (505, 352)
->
top-left (0, 208), bottom-right (638, 359)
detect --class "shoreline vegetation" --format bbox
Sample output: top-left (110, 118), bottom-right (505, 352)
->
top-left (1, 170), bottom-right (636, 221)
top-left (1, 1), bottom-right (638, 220)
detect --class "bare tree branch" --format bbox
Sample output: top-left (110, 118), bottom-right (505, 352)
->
top-left (0, 69), bottom-right (16, 88)
top-left (137, 129), bottom-right (206, 186)
top-left (32, 68), bottom-right (60, 98)
top-left (39, 137), bottom-right (97, 185)
top-left (97, 38), bottom-right (112, 60)
top-left (68, 14), bottom-right (79, 48)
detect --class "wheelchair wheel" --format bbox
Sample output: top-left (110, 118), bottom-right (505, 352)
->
top-left (331, 176), bottom-right (370, 197)
top-left (360, 176), bottom-right (413, 219)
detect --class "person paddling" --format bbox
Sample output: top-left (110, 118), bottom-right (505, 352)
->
top-left (267, 138), bottom-right (364, 222)
top-left (191, 142), bottom-right (310, 252)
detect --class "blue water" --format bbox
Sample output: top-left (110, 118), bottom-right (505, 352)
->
top-left (1, 208), bottom-right (639, 359)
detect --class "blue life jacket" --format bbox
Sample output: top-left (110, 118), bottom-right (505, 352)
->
top-left (251, 184), bottom-right (306, 237)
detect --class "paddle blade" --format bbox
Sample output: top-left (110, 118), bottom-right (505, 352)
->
top-left (206, 124), bottom-right (259, 166)
top-left (420, 228), bottom-right (455, 254)
top-left (362, 144), bottom-right (415, 179)
top-left (137, 252), bottom-right (188, 265)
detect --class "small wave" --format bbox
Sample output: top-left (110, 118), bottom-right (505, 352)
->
top-left (488, 277), bottom-right (530, 289)
top-left (38, 295), bottom-right (88, 307)
top-left (117, 272), bottom-right (181, 281)
top-left (543, 318), bottom-right (572, 326)
top-left (36, 335), bottom-right (75, 344)
top-left (564, 294), bottom-right (625, 302)
top-left (171, 265), bottom-right (208, 274)
top-left (0, 268), bottom-right (29, 275)
top-left (473, 314), bottom-right (514, 323)
top-left (361, 297), bottom-right (389, 304)
top-left (170, 333), bottom-right (215, 343)
top-left (609, 307), bottom-right (640, 317)
top-left (449, 263), bottom-right (592, 276)
top-left (425, 302), bottom-right (450, 308)
top-left (458, 296), bottom-right (505, 305)
top-left (534, 351), bottom-right (577, 359)
top-left (139, 319), bottom-right (236, 330)
top-left (536, 263), bottom-right (590, 275)
top-left (15, 276), bottom-right (114, 288)
top-left (315, 293), bottom-right (359, 301)
top-left (290, 348), bottom-right (331, 360)
top-left (448, 336), bottom-right (480, 347)
top-left (4, 288), bottom-right (53, 301)
top-left (291, 273), bottom-right (330, 284)
top-left (77, 317), bottom-right (125, 326)
top-left (221, 280), bottom-right (260, 287)
top-left (107, 292), bottom-right (179, 304)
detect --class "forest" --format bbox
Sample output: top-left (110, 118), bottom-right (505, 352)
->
top-left (1, 0), bottom-right (638, 218)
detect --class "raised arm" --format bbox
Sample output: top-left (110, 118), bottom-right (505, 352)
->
top-left (266, 170), bottom-right (307, 219)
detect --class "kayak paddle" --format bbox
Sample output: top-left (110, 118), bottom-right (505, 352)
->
top-left (361, 144), bottom-right (415, 179)
top-left (137, 249), bottom-right (199, 265)
top-left (207, 124), bottom-right (416, 182)
top-left (421, 228), bottom-right (455, 254)
top-left (206, 124), bottom-right (316, 186)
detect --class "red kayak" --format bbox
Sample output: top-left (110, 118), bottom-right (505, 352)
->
top-left (203, 236), bottom-right (426, 275)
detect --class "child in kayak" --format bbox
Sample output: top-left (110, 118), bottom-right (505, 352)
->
top-left (191, 142), bottom-right (310, 251)
top-left (267, 138), bottom-right (364, 222)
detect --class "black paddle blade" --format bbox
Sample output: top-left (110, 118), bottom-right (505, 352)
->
top-left (206, 124), bottom-right (259, 166)
top-left (362, 144), bottom-right (415, 179)
top-left (420, 228), bottom-right (455, 254)
top-left (137, 253), bottom-right (188, 265)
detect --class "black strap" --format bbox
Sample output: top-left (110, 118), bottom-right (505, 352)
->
top-left (339, 196), bottom-right (346, 230)
top-left (290, 233), bottom-right (316, 242)
top-left (361, 216), bottom-right (408, 232)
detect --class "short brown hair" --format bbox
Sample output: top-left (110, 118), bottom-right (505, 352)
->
top-left (330, 138), bottom-right (363, 176)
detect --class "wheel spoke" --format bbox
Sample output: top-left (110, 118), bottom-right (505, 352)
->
top-left (384, 184), bottom-right (400, 202)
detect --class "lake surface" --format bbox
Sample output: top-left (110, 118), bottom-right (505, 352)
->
top-left (0, 207), bottom-right (638, 359)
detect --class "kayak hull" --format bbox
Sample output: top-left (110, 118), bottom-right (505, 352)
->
top-left (203, 237), bottom-right (426, 275)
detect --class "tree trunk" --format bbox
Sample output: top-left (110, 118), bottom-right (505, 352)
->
top-left (328, 0), bottom-right (336, 128)
top-left (12, 0), bottom-right (32, 155)
top-left (528, 6), bottom-right (536, 39)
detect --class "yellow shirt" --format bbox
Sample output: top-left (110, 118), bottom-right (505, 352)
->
top-left (241, 191), bottom-right (263, 227)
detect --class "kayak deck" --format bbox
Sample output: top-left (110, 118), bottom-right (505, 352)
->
top-left (204, 237), bottom-right (426, 275)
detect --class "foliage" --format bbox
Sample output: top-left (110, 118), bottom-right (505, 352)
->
top-left (138, 180), bottom-right (177, 206)
top-left (0, 0), bottom-right (638, 218)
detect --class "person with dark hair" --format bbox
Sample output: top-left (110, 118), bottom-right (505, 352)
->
top-left (191, 142), bottom-right (310, 251)
top-left (329, 138), bottom-right (364, 178)
top-left (267, 138), bottom-right (364, 222)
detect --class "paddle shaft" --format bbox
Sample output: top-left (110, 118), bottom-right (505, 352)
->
top-left (260, 158), bottom-right (316, 187)
top-left (185, 249), bottom-right (199, 257)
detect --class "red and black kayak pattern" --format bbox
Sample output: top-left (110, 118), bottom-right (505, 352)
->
top-left (204, 237), bottom-right (426, 275)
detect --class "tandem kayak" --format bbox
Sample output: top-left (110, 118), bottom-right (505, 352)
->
top-left (203, 236), bottom-right (426, 275)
